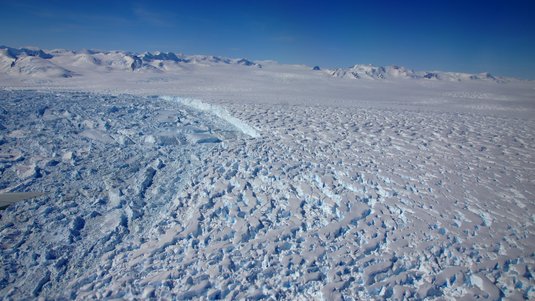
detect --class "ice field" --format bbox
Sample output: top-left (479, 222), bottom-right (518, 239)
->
top-left (1, 46), bottom-right (535, 300)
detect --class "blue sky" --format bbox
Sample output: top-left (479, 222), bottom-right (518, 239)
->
top-left (1, 0), bottom-right (534, 78)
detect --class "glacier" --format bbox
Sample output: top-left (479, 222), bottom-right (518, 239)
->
top-left (0, 46), bottom-right (534, 300)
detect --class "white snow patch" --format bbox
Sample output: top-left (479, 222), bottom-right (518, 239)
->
top-left (161, 96), bottom-right (260, 138)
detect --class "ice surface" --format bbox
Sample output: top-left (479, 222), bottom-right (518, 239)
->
top-left (1, 90), bottom-right (533, 299)
top-left (0, 192), bottom-right (44, 209)
top-left (163, 96), bottom-right (260, 138)
top-left (1, 46), bottom-right (535, 300)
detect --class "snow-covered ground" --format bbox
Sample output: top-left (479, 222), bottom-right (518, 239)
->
top-left (1, 46), bottom-right (535, 300)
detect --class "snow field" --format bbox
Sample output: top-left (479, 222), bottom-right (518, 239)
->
top-left (1, 90), bottom-right (534, 299)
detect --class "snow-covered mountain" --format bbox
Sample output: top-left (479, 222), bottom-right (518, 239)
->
top-left (329, 64), bottom-right (503, 82)
top-left (0, 46), bottom-right (511, 82)
top-left (0, 47), bottom-right (74, 78)
top-left (0, 46), bottom-right (263, 77)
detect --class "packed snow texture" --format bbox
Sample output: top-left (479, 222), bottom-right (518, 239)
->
top-left (164, 96), bottom-right (260, 138)
top-left (1, 90), bottom-right (534, 300)
top-left (1, 46), bottom-right (535, 300)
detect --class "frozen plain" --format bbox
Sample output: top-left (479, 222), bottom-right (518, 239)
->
top-left (1, 47), bottom-right (535, 300)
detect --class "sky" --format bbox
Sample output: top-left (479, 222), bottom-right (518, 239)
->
top-left (1, 0), bottom-right (535, 79)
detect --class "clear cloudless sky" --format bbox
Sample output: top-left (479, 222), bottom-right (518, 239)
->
top-left (1, 0), bottom-right (534, 78)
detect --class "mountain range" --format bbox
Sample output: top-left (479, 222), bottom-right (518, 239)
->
top-left (0, 45), bottom-right (514, 83)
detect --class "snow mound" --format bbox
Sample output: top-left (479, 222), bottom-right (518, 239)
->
top-left (71, 53), bottom-right (102, 67)
top-left (162, 96), bottom-right (260, 138)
